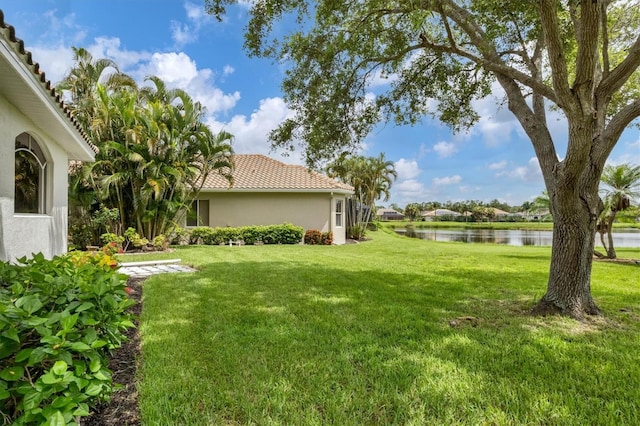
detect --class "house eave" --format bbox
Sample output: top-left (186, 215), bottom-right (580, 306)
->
top-left (0, 23), bottom-right (95, 162)
top-left (198, 187), bottom-right (354, 195)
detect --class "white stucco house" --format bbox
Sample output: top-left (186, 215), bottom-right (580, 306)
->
top-left (0, 11), bottom-right (95, 261)
top-left (188, 154), bottom-right (354, 245)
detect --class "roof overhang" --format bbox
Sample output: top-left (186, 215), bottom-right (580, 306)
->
top-left (0, 28), bottom-right (95, 162)
top-left (199, 188), bottom-right (354, 195)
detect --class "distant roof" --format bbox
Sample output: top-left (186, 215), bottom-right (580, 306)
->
top-left (377, 208), bottom-right (404, 216)
top-left (201, 154), bottom-right (354, 194)
top-left (422, 209), bottom-right (461, 216)
top-left (490, 208), bottom-right (512, 215)
top-left (0, 9), bottom-right (95, 159)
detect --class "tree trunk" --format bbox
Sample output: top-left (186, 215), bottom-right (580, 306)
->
top-left (606, 213), bottom-right (617, 259)
top-left (532, 178), bottom-right (603, 320)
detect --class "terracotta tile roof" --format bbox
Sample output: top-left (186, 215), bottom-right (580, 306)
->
top-left (202, 154), bottom-right (354, 193)
top-left (0, 9), bottom-right (95, 152)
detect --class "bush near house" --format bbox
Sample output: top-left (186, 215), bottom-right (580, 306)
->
top-left (188, 223), bottom-right (305, 246)
top-left (304, 230), bottom-right (333, 245)
top-left (0, 252), bottom-right (134, 425)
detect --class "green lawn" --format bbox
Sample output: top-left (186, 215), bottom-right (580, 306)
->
top-left (133, 231), bottom-right (640, 425)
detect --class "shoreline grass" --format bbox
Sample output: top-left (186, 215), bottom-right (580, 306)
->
top-left (380, 220), bottom-right (640, 231)
top-left (137, 231), bottom-right (640, 425)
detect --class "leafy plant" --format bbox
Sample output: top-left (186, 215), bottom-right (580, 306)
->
top-left (320, 231), bottom-right (333, 245)
top-left (188, 224), bottom-right (304, 245)
top-left (304, 229), bottom-right (323, 245)
top-left (0, 252), bottom-right (134, 425)
top-left (124, 228), bottom-right (149, 250)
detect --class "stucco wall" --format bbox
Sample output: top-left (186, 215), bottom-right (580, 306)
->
top-left (196, 191), bottom-right (348, 245)
top-left (0, 95), bottom-right (69, 261)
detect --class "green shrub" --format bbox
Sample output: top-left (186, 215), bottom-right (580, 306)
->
top-left (188, 224), bottom-right (303, 245)
top-left (0, 252), bottom-right (134, 425)
top-left (152, 235), bottom-right (168, 250)
top-left (69, 224), bottom-right (93, 251)
top-left (168, 227), bottom-right (191, 245)
top-left (124, 228), bottom-right (149, 249)
top-left (189, 227), bottom-right (215, 245)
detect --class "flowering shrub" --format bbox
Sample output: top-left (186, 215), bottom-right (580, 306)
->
top-left (304, 229), bottom-right (323, 245)
top-left (0, 252), bottom-right (134, 425)
top-left (304, 230), bottom-right (333, 245)
top-left (321, 231), bottom-right (333, 245)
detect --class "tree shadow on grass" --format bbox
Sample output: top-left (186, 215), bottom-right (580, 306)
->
top-left (139, 259), bottom-right (639, 425)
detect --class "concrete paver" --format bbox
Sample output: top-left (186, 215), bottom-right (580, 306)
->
top-left (117, 259), bottom-right (196, 277)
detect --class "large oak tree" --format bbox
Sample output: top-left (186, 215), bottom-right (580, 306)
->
top-left (207, 0), bottom-right (640, 319)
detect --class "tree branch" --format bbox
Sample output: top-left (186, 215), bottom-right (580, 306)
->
top-left (536, 0), bottom-right (575, 112)
top-left (596, 99), bottom-right (640, 166)
top-left (598, 33), bottom-right (640, 98)
top-left (601, 0), bottom-right (610, 77)
top-left (572, 0), bottom-right (600, 113)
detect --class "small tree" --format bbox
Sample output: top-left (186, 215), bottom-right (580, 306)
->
top-left (596, 164), bottom-right (640, 259)
top-left (404, 203), bottom-right (422, 222)
top-left (327, 153), bottom-right (397, 239)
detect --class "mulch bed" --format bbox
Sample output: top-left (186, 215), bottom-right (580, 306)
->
top-left (82, 277), bottom-right (145, 426)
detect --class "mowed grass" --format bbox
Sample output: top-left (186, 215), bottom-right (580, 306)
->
top-left (136, 231), bottom-right (640, 425)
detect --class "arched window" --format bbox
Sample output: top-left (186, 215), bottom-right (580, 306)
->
top-left (15, 133), bottom-right (47, 214)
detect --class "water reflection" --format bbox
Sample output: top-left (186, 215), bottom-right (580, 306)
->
top-left (398, 228), bottom-right (640, 247)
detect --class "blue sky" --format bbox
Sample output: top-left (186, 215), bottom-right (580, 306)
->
top-left (2, 1), bottom-right (638, 207)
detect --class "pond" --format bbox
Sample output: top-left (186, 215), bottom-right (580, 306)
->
top-left (396, 228), bottom-right (640, 247)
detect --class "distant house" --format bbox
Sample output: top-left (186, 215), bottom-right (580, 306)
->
top-left (421, 209), bottom-right (461, 221)
top-left (187, 155), bottom-right (354, 244)
top-left (489, 207), bottom-right (512, 219)
top-left (376, 208), bottom-right (405, 221)
top-left (0, 10), bottom-right (95, 261)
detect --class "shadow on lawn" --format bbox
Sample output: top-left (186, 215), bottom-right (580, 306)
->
top-left (140, 259), bottom-right (639, 424)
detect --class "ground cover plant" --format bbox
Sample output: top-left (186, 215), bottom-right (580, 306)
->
top-left (136, 231), bottom-right (640, 425)
top-left (0, 252), bottom-right (134, 425)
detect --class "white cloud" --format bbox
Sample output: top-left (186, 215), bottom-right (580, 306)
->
top-left (433, 141), bottom-right (458, 158)
top-left (170, 2), bottom-right (214, 47)
top-left (30, 46), bottom-right (75, 84)
top-left (185, 1), bottom-right (208, 21)
top-left (393, 179), bottom-right (431, 202)
top-left (394, 159), bottom-right (421, 180)
top-left (488, 160), bottom-right (507, 170)
top-left (459, 185), bottom-right (481, 194)
top-left (171, 21), bottom-right (197, 46)
top-left (223, 65), bottom-right (235, 76)
top-left (496, 157), bottom-right (543, 182)
top-left (89, 37), bottom-right (152, 72)
top-left (207, 97), bottom-right (302, 162)
top-left (433, 175), bottom-right (462, 186)
top-left (138, 52), bottom-right (241, 114)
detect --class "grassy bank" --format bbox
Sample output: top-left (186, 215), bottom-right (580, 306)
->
top-left (381, 220), bottom-right (640, 231)
top-left (135, 232), bottom-right (640, 425)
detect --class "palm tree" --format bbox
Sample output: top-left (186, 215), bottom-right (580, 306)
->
top-left (597, 164), bottom-right (640, 259)
top-left (327, 153), bottom-right (397, 239)
top-left (56, 47), bottom-right (136, 133)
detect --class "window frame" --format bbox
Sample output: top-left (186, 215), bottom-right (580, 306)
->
top-left (335, 199), bottom-right (343, 228)
top-left (187, 199), bottom-right (210, 227)
top-left (14, 133), bottom-right (48, 215)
